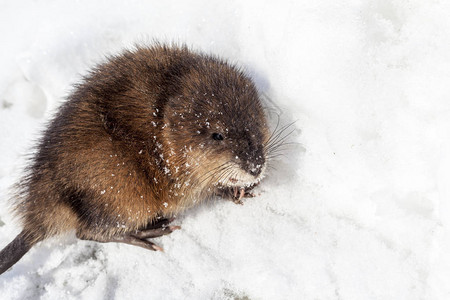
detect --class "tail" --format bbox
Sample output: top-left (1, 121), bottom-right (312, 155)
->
top-left (0, 231), bottom-right (33, 275)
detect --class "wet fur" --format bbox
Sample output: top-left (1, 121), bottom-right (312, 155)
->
top-left (1, 44), bottom-right (270, 274)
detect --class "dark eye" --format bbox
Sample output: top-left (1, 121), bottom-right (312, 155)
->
top-left (212, 133), bottom-right (224, 141)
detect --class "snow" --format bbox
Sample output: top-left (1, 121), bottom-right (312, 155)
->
top-left (1, 0), bottom-right (450, 299)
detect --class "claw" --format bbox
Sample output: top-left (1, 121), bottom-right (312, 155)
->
top-left (169, 225), bottom-right (181, 231)
top-left (233, 199), bottom-right (244, 205)
top-left (238, 188), bottom-right (245, 200)
top-left (152, 244), bottom-right (164, 252)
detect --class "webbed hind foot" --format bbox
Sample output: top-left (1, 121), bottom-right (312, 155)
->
top-left (77, 217), bottom-right (180, 252)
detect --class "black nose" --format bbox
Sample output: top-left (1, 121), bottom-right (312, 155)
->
top-left (239, 138), bottom-right (265, 177)
top-left (249, 166), bottom-right (262, 177)
top-left (245, 149), bottom-right (265, 177)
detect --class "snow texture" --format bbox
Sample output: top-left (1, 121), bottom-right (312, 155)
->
top-left (1, 0), bottom-right (450, 299)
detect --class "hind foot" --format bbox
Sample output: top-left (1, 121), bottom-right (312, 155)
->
top-left (77, 218), bottom-right (180, 252)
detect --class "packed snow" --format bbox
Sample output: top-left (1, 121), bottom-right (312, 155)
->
top-left (1, 0), bottom-right (450, 299)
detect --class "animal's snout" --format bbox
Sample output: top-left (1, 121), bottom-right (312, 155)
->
top-left (244, 146), bottom-right (265, 177)
top-left (248, 163), bottom-right (263, 177)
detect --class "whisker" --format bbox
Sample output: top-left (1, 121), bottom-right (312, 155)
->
top-left (265, 120), bottom-right (295, 146)
top-left (218, 168), bottom-right (235, 185)
top-left (265, 128), bottom-right (296, 154)
top-left (197, 164), bottom-right (233, 186)
top-left (218, 166), bottom-right (237, 186)
top-left (266, 142), bottom-right (299, 153)
top-left (266, 136), bottom-right (297, 154)
top-left (266, 153), bottom-right (288, 160)
top-left (267, 165), bottom-right (277, 171)
top-left (265, 121), bottom-right (297, 149)
top-left (264, 114), bottom-right (281, 146)
top-left (197, 161), bottom-right (232, 181)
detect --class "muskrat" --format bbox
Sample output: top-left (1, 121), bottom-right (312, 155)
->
top-left (0, 44), bottom-right (273, 275)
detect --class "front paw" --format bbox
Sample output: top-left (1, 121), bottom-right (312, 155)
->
top-left (219, 184), bottom-right (258, 205)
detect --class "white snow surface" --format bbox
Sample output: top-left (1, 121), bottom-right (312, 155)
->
top-left (1, 0), bottom-right (450, 299)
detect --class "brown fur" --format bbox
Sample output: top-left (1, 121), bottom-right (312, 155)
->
top-left (8, 44), bottom-right (269, 252)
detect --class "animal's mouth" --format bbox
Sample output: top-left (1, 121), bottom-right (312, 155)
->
top-left (214, 180), bottom-right (260, 204)
top-left (215, 162), bottom-right (266, 189)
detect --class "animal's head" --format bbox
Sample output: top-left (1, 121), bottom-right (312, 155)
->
top-left (162, 59), bottom-right (269, 190)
